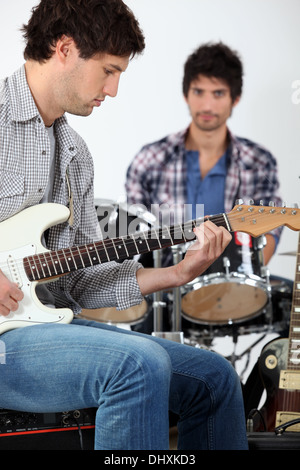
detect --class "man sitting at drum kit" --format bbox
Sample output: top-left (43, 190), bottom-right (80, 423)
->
top-left (126, 41), bottom-right (286, 332)
top-left (0, 0), bottom-right (249, 450)
top-left (126, 41), bottom-right (293, 422)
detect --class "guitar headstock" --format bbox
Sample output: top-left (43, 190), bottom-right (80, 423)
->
top-left (228, 202), bottom-right (300, 236)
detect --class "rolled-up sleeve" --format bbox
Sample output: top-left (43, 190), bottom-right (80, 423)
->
top-left (48, 259), bottom-right (144, 315)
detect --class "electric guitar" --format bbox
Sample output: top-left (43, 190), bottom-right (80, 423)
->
top-left (257, 232), bottom-right (300, 432)
top-left (0, 202), bottom-right (299, 334)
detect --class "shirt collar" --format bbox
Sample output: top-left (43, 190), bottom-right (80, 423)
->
top-left (8, 65), bottom-right (40, 123)
top-left (8, 66), bottom-right (77, 157)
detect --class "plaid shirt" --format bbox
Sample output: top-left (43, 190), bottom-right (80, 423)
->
top-left (0, 66), bottom-right (143, 314)
top-left (126, 127), bottom-right (282, 241)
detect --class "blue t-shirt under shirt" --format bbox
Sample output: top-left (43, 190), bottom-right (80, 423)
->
top-left (186, 149), bottom-right (228, 220)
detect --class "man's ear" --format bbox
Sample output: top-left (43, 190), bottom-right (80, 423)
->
top-left (232, 95), bottom-right (241, 108)
top-left (55, 35), bottom-right (76, 63)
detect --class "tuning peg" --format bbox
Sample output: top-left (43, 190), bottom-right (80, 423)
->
top-left (259, 200), bottom-right (264, 206)
top-left (249, 199), bottom-right (254, 205)
top-left (235, 199), bottom-right (244, 205)
top-left (292, 203), bottom-right (299, 208)
top-left (268, 201), bottom-right (276, 213)
top-left (281, 203), bottom-right (287, 214)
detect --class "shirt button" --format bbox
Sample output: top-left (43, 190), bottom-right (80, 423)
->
top-left (42, 150), bottom-right (46, 155)
top-left (69, 147), bottom-right (74, 152)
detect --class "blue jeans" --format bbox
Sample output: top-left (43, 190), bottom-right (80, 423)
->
top-left (0, 318), bottom-right (248, 450)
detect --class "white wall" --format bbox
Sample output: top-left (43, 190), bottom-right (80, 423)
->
top-left (1, 0), bottom-right (300, 282)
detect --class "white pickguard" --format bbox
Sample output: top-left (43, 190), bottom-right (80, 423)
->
top-left (0, 204), bottom-right (74, 334)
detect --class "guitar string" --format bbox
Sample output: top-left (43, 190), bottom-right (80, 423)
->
top-left (0, 208), bottom-right (295, 280)
top-left (0, 215), bottom-right (226, 279)
top-left (0, 211), bottom-right (294, 282)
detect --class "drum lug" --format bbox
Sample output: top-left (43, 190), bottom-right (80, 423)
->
top-left (223, 256), bottom-right (230, 275)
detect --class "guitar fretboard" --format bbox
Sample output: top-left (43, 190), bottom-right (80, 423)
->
top-left (288, 235), bottom-right (300, 369)
top-left (23, 213), bottom-right (230, 282)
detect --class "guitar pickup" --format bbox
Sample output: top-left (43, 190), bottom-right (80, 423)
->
top-left (279, 370), bottom-right (300, 390)
top-left (276, 412), bottom-right (300, 431)
top-left (7, 255), bottom-right (23, 289)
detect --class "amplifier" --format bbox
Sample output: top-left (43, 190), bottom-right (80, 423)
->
top-left (0, 408), bottom-right (96, 450)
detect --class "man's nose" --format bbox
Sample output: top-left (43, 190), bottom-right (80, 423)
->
top-left (103, 76), bottom-right (120, 98)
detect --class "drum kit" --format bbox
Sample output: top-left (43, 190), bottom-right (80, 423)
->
top-left (79, 200), bottom-right (292, 368)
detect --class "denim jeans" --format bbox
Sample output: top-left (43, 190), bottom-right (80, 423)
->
top-left (0, 318), bottom-right (248, 450)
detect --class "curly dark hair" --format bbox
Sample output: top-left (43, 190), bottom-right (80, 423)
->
top-left (182, 42), bottom-right (243, 101)
top-left (22, 0), bottom-right (145, 62)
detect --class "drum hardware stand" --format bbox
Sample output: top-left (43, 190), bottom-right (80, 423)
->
top-left (226, 333), bottom-right (268, 381)
top-left (152, 250), bottom-right (166, 332)
top-left (171, 246), bottom-right (183, 332)
top-left (151, 246), bottom-right (184, 343)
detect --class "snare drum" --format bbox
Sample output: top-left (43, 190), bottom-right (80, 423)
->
top-left (181, 233), bottom-right (270, 325)
top-left (79, 299), bottom-right (148, 325)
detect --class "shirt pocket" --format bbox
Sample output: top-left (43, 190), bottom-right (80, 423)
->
top-left (0, 171), bottom-right (25, 198)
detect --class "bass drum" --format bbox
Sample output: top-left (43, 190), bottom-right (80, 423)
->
top-left (181, 233), bottom-right (270, 325)
top-left (85, 199), bottom-right (156, 325)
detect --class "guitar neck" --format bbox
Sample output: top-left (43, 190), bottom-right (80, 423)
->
top-left (287, 234), bottom-right (300, 370)
top-left (23, 213), bottom-right (230, 282)
top-left (22, 201), bottom-right (300, 284)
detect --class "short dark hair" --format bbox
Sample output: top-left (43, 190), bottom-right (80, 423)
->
top-left (182, 42), bottom-right (243, 101)
top-left (22, 0), bottom-right (145, 62)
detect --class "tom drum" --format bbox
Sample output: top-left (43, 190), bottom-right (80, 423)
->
top-left (181, 232), bottom-right (270, 325)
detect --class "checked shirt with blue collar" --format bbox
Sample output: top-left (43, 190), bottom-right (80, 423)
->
top-left (126, 127), bottom-right (282, 244)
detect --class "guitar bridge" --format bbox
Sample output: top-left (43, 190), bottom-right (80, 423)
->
top-left (279, 370), bottom-right (300, 390)
top-left (276, 412), bottom-right (300, 431)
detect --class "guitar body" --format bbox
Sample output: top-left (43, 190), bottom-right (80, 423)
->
top-left (0, 204), bottom-right (74, 334)
top-left (257, 338), bottom-right (300, 431)
top-left (256, 230), bottom-right (300, 433)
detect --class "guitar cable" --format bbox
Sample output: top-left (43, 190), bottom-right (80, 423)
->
top-left (247, 408), bottom-right (267, 432)
top-left (275, 418), bottom-right (300, 435)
